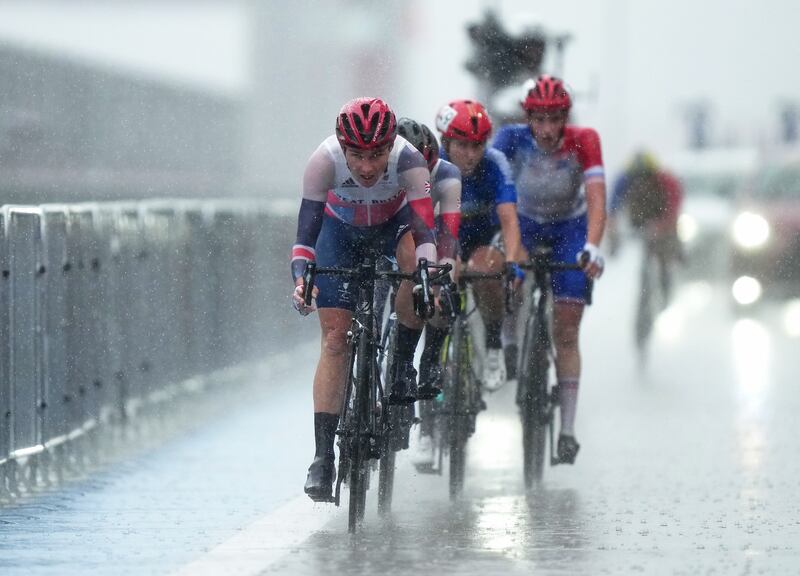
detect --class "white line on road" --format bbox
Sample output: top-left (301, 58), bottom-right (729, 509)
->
top-left (170, 495), bottom-right (340, 576)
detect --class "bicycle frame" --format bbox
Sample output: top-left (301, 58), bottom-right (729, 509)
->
top-left (517, 248), bottom-right (587, 487)
top-left (433, 269), bottom-right (510, 498)
top-left (302, 257), bottom-right (448, 532)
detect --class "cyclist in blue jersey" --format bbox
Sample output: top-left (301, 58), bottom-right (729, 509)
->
top-left (290, 98), bottom-right (438, 501)
top-left (434, 99), bottom-right (523, 392)
top-left (493, 76), bottom-right (606, 464)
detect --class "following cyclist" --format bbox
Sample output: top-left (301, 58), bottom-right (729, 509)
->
top-left (393, 118), bottom-right (462, 398)
top-left (291, 97), bottom-right (437, 501)
top-left (492, 75), bottom-right (606, 464)
top-left (607, 150), bottom-right (684, 301)
top-left (431, 98), bottom-right (523, 393)
top-left (392, 118), bottom-right (462, 462)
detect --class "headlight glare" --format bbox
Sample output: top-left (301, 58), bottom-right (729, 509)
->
top-left (732, 212), bottom-right (769, 249)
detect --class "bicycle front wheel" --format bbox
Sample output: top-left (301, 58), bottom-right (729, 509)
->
top-left (518, 313), bottom-right (549, 488)
top-left (635, 250), bottom-right (657, 354)
top-left (348, 332), bottom-right (372, 532)
top-left (377, 316), bottom-right (398, 517)
top-left (447, 319), bottom-right (471, 499)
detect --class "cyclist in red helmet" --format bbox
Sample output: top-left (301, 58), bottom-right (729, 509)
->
top-left (493, 75), bottom-right (607, 464)
top-left (290, 97), bottom-right (438, 501)
top-left (433, 98), bottom-right (523, 393)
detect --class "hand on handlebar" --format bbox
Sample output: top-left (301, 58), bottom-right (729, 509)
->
top-left (292, 281), bottom-right (319, 316)
top-left (504, 261), bottom-right (526, 287)
top-left (412, 258), bottom-right (453, 320)
top-left (578, 242), bottom-right (604, 279)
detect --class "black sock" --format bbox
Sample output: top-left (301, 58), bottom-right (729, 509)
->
top-left (314, 412), bottom-right (339, 459)
top-left (421, 326), bottom-right (448, 367)
top-left (396, 323), bottom-right (423, 364)
top-left (485, 321), bottom-right (502, 349)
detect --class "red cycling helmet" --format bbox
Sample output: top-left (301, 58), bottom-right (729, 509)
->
top-left (435, 99), bottom-right (493, 143)
top-left (336, 97), bottom-right (397, 150)
top-left (521, 75), bottom-right (572, 112)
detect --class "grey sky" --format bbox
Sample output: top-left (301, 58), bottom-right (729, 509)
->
top-left (1, 0), bottom-right (799, 175)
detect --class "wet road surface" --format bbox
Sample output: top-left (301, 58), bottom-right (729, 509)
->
top-left (2, 244), bottom-right (799, 575)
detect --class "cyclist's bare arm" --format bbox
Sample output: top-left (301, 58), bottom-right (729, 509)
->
top-left (585, 180), bottom-right (607, 247)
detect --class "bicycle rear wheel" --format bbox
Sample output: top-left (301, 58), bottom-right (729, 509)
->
top-left (518, 312), bottom-right (549, 488)
top-left (635, 250), bottom-right (657, 354)
top-left (447, 319), bottom-right (471, 499)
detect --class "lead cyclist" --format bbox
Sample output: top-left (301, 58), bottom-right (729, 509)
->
top-left (290, 98), bottom-right (437, 501)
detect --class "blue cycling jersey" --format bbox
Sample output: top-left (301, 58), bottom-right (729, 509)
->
top-left (439, 146), bottom-right (516, 225)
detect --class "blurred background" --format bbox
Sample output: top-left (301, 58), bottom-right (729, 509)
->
top-left (2, 4), bottom-right (800, 571)
top-left (1, 0), bottom-right (799, 302)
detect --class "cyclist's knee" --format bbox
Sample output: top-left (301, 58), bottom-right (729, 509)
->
top-left (395, 233), bottom-right (416, 272)
top-left (320, 326), bottom-right (350, 357)
top-left (469, 245), bottom-right (504, 273)
top-left (554, 327), bottom-right (579, 351)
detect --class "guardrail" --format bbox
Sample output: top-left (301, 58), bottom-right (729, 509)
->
top-left (0, 199), bottom-right (297, 496)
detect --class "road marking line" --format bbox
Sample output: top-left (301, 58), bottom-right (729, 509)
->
top-left (170, 495), bottom-right (340, 576)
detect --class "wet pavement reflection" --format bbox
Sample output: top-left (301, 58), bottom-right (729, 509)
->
top-left (3, 245), bottom-right (800, 575)
top-left (270, 247), bottom-right (800, 575)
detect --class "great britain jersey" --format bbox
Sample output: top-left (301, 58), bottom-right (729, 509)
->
top-left (492, 124), bottom-right (604, 223)
top-left (291, 135), bottom-right (436, 281)
top-left (429, 157), bottom-right (461, 259)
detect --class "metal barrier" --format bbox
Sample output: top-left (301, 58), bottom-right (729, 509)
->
top-left (0, 199), bottom-right (298, 495)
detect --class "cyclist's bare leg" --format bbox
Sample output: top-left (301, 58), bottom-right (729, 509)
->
top-left (394, 232), bottom-right (425, 331)
top-left (553, 301), bottom-right (585, 437)
top-left (390, 233), bottom-right (425, 402)
top-left (469, 245), bottom-right (506, 334)
top-left (470, 245), bottom-right (508, 388)
top-left (502, 247), bottom-right (528, 376)
top-left (417, 254), bottom-right (461, 402)
top-left (306, 307), bottom-right (352, 500)
top-left (314, 308), bottom-right (354, 413)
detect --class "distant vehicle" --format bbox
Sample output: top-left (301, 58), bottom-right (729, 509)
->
top-left (664, 147), bottom-right (759, 279)
top-left (728, 153), bottom-right (800, 306)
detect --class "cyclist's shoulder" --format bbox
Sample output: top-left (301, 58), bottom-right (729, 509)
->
top-left (563, 125), bottom-right (602, 147)
top-left (657, 169), bottom-right (682, 191)
top-left (303, 135), bottom-right (340, 186)
top-left (395, 135), bottom-right (427, 172)
top-left (484, 147), bottom-right (513, 169)
top-left (483, 148), bottom-right (515, 182)
top-left (494, 123), bottom-right (529, 142)
top-left (433, 158), bottom-right (461, 182)
top-left (562, 125), bottom-right (603, 166)
top-left (310, 135), bottom-right (341, 162)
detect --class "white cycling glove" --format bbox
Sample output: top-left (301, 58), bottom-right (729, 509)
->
top-left (579, 242), bottom-right (605, 277)
top-left (292, 284), bottom-right (317, 316)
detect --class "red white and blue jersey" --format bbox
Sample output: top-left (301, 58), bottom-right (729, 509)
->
top-left (492, 124), bottom-right (605, 223)
top-left (290, 135), bottom-right (436, 281)
top-left (322, 135), bottom-right (423, 226)
top-left (430, 158), bottom-right (461, 260)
